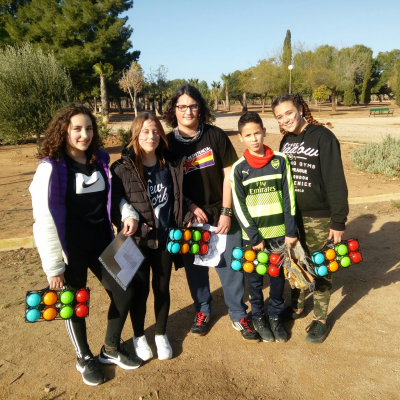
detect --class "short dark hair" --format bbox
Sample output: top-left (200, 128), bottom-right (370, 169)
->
top-left (238, 111), bottom-right (264, 134)
top-left (163, 84), bottom-right (212, 128)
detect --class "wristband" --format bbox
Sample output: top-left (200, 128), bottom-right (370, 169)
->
top-left (220, 207), bottom-right (233, 217)
top-left (184, 197), bottom-right (193, 208)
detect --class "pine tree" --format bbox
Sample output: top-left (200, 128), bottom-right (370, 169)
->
top-left (361, 55), bottom-right (372, 104)
top-left (0, 0), bottom-right (139, 98)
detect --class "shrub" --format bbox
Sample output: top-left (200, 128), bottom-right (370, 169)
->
top-left (351, 136), bottom-right (400, 178)
top-left (96, 117), bottom-right (112, 140)
top-left (117, 127), bottom-right (131, 147)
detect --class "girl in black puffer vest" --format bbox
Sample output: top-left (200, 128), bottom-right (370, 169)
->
top-left (111, 113), bottom-right (184, 361)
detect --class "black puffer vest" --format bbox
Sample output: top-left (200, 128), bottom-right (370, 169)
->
top-left (111, 147), bottom-right (184, 249)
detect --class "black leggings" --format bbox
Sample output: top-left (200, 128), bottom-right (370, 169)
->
top-left (64, 225), bottom-right (134, 357)
top-left (130, 245), bottom-right (172, 336)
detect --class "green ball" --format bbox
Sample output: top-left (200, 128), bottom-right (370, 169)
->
top-left (336, 244), bottom-right (348, 256)
top-left (190, 243), bottom-right (200, 254)
top-left (340, 256), bottom-right (351, 268)
top-left (60, 290), bottom-right (74, 304)
top-left (192, 230), bottom-right (201, 242)
top-left (257, 252), bottom-right (268, 264)
top-left (60, 305), bottom-right (74, 319)
top-left (256, 264), bottom-right (267, 275)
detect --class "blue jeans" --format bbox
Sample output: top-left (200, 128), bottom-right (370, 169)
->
top-left (183, 216), bottom-right (248, 322)
top-left (245, 236), bottom-right (285, 320)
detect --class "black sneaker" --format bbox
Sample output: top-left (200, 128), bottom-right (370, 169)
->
top-left (269, 318), bottom-right (288, 342)
top-left (191, 311), bottom-right (210, 336)
top-left (76, 354), bottom-right (105, 386)
top-left (98, 345), bottom-right (142, 370)
top-left (282, 306), bottom-right (305, 321)
top-left (253, 316), bottom-right (275, 342)
top-left (305, 320), bottom-right (331, 344)
top-left (232, 318), bottom-right (261, 342)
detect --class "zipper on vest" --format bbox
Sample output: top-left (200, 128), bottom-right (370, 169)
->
top-left (127, 156), bottom-right (158, 249)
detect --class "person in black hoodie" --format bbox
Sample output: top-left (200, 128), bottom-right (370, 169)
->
top-left (272, 93), bottom-right (349, 343)
top-left (111, 113), bottom-right (184, 361)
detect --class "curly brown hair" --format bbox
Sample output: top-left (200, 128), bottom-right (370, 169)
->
top-left (163, 84), bottom-right (212, 128)
top-left (271, 93), bottom-right (333, 135)
top-left (37, 103), bottom-right (101, 163)
top-left (127, 113), bottom-right (168, 185)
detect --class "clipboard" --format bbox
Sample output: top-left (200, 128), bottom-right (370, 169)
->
top-left (99, 231), bottom-right (145, 290)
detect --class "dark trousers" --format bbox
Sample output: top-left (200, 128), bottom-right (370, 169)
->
top-left (245, 236), bottom-right (285, 320)
top-left (183, 216), bottom-right (248, 322)
top-left (130, 244), bottom-right (173, 337)
top-left (64, 224), bottom-right (135, 357)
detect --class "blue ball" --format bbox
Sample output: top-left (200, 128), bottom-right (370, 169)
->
top-left (318, 265), bottom-right (328, 277)
top-left (232, 248), bottom-right (243, 259)
top-left (171, 242), bottom-right (181, 254)
top-left (26, 293), bottom-right (41, 307)
top-left (313, 252), bottom-right (325, 265)
top-left (173, 230), bottom-right (183, 241)
top-left (231, 260), bottom-right (242, 271)
top-left (169, 230), bottom-right (175, 240)
top-left (26, 308), bottom-right (41, 322)
top-left (167, 242), bottom-right (173, 252)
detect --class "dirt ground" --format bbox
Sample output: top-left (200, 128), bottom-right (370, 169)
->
top-left (0, 201), bottom-right (400, 399)
top-left (1, 107), bottom-right (400, 399)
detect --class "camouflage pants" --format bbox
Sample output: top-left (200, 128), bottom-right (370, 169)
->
top-left (291, 216), bottom-right (332, 320)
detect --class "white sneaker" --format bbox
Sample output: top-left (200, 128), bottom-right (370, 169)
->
top-left (133, 336), bottom-right (153, 361)
top-left (155, 334), bottom-right (173, 360)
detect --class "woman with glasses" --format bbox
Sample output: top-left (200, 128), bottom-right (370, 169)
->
top-left (163, 85), bottom-right (260, 342)
top-left (111, 113), bottom-right (184, 361)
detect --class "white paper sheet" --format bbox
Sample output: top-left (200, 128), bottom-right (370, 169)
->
top-left (114, 236), bottom-right (145, 286)
top-left (192, 223), bottom-right (227, 267)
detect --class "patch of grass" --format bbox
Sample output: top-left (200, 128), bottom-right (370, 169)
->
top-left (391, 200), bottom-right (400, 208)
top-left (351, 135), bottom-right (400, 178)
top-left (1, 302), bottom-right (11, 309)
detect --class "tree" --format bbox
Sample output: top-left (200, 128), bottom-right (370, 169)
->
top-left (1, 0), bottom-right (140, 99)
top-left (361, 54), bottom-right (373, 104)
top-left (312, 85), bottom-right (330, 117)
top-left (155, 65), bottom-right (168, 114)
top-left (0, 43), bottom-right (73, 150)
top-left (280, 29), bottom-right (292, 92)
top-left (221, 73), bottom-right (231, 111)
top-left (343, 84), bottom-right (356, 107)
top-left (93, 62), bottom-right (113, 123)
top-left (118, 61), bottom-right (144, 117)
top-left (211, 81), bottom-right (221, 111)
top-left (395, 58), bottom-right (400, 107)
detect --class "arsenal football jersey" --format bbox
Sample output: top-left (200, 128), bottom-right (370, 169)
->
top-left (166, 124), bottom-right (238, 225)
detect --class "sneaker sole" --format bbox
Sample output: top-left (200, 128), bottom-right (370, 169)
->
top-left (98, 354), bottom-right (142, 370)
top-left (305, 325), bottom-right (331, 344)
top-left (134, 351), bottom-right (153, 361)
top-left (76, 363), bottom-right (104, 386)
top-left (261, 338), bottom-right (275, 343)
top-left (242, 337), bottom-right (261, 342)
top-left (190, 330), bottom-right (206, 337)
top-left (158, 354), bottom-right (173, 360)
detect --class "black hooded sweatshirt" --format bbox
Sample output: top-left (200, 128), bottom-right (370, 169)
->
top-left (279, 124), bottom-right (349, 231)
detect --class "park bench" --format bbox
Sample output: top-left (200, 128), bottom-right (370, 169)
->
top-left (369, 108), bottom-right (394, 117)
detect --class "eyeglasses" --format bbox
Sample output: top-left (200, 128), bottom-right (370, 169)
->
top-left (176, 104), bottom-right (199, 112)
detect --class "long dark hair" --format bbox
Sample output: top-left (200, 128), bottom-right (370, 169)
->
top-left (271, 93), bottom-right (333, 135)
top-left (38, 103), bottom-right (101, 163)
top-left (163, 84), bottom-right (212, 128)
top-left (127, 112), bottom-right (168, 184)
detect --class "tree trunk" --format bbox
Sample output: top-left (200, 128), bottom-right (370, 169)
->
top-left (159, 92), bottom-right (163, 114)
top-left (100, 75), bottom-right (109, 123)
top-left (262, 98), bottom-right (265, 114)
top-left (152, 95), bottom-right (156, 112)
top-left (36, 133), bottom-right (41, 153)
top-left (225, 86), bottom-right (230, 111)
top-left (330, 87), bottom-right (337, 112)
top-left (242, 92), bottom-right (247, 112)
top-left (94, 97), bottom-right (97, 114)
top-left (115, 97), bottom-right (123, 114)
top-left (134, 91), bottom-right (138, 117)
top-left (214, 93), bottom-right (219, 111)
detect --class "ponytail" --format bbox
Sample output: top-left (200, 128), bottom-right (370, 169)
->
top-left (272, 93), bottom-right (333, 135)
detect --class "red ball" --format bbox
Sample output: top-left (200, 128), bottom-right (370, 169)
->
top-left (268, 265), bottom-right (280, 277)
top-left (201, 231), bottom-right (211, 242)
top-left (269, 253), bottom-right (282, 265)
top-left (75, 303), bottom-right (89, 318)
top-left (199, 244), bottom-right (208, 255)
top-left (347, 239), bottom-right (359, 252)
top-left (76, 288), bottom-right (90, 303)
top-left (349, 251), bottom-right (362, 263)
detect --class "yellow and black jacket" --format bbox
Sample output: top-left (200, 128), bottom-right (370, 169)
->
top-left (230, 151), bottom-right (297, 245)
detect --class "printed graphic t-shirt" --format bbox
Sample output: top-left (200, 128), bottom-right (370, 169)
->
top-left (144, 162), bottom-right (174, 244)
top-left (166, 124), bottom-right (238, 225)
top-left (64, 154), bottom-right (108, 226)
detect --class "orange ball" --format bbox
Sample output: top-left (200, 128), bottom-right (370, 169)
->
top-left (328, 261), bottom-right (339, 272)
top-left (43, 306), bottom-right (57, 321)
top-left (43, 291), bottom-right (58, 306)
top-left (325, 249), bottom-right (336, 261)
top-left (244, 250), bottom-right (256, 262)
top-left (183, 230), bottom-right (192, 241)
top-left (180, 243), bottom-right (190, 254)
top-left (243, 262), bottom-right (254, 273)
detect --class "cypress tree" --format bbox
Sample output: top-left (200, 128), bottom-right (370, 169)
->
top-left (281, 30), bottom-right (292, 92)
top-left (361, 55), bottom-right (372, 104)
top-left (396, 59), bottom-right (400, 107)
top-left (344, 84), bottom-right (356, 107)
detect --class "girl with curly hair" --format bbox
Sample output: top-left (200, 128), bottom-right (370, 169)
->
top-left (272, 93), bottom-right (349, 344)
top-left (30, 103), bottom-right (142, 386)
